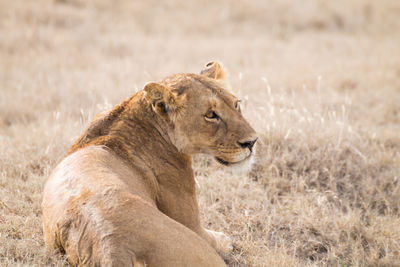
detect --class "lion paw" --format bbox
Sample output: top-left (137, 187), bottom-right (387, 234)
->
top-left (206, 229), bottom-right (233, 254)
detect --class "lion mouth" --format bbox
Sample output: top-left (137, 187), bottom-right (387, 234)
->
top-left (215, 157), bottom-right (230, 166)
top-left (215, 155), bottom-right (251, 166)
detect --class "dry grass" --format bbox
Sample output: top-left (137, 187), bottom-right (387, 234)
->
top-left (1, 0), bottom-right (400, 266)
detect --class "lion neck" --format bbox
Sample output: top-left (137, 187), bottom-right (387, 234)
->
top-left (112, 93), bottom-right (192, 170)
top-left (67, 91), bottom-right (195, 199)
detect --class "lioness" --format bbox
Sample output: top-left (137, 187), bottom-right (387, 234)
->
top-left (42, 62), bottom-right (257, 266)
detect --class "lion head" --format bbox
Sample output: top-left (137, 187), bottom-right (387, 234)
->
top-left (144, 61), bottom-right (258, 166)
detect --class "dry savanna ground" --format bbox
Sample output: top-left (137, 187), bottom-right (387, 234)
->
top-left (1, 0), bottom-right (400, 266)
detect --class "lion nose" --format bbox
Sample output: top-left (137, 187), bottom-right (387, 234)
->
top-left (238, 138), bottom-right (258, 152)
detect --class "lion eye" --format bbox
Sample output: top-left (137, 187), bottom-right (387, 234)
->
top-left (235, 100), bottom-right (241, 111)
top-left (205, 110), bottom-right (219, 121)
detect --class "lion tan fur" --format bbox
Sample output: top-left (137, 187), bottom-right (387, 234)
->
top-left (42, 61), bottom-right (257, 266)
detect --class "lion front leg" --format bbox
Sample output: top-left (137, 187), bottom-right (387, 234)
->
top-left (157, 189), bottom-right (233, 256)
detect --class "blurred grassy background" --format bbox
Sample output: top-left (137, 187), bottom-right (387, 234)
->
top-left (0, 0), bottom-right (399, 266)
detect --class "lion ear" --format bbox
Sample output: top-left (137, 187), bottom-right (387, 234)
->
top-left (144, 82), bottom-right (184, 121)
top-left (200, 61), bottom-right (225, 80)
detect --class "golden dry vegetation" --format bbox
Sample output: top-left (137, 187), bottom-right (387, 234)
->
top-left (1, 0), bottom-right (400, 266)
